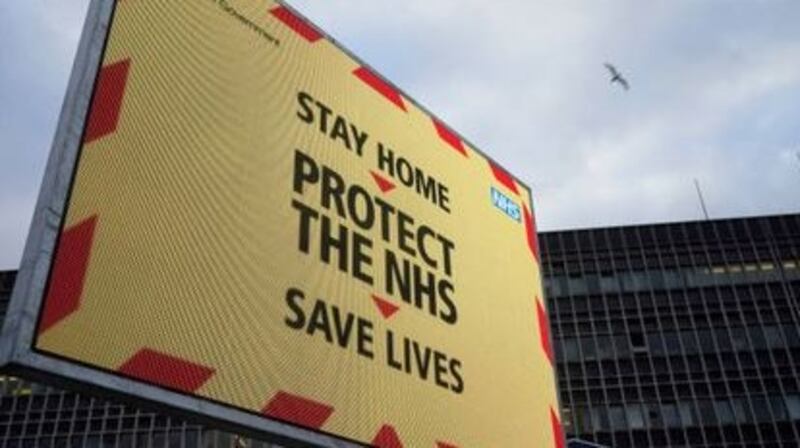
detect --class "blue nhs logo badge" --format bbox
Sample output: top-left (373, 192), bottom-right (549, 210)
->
top-left (490, 187), bottom-right (521, 222)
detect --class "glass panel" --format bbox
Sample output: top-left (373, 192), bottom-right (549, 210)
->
top-left (731, 328), bottom-right (749, 351)
top-left (698, 330), bottom-right (715, 353)
top-left (748, 327), bottom-right (766, 350)
top-left (764, 326), bottom-right (783, 349)
top-left (615, 335), bottom-right (631, 357)
top-left (646, 403), bottom-right (663, 428)
top-left (600, 275), bottom-right (618, 293)
top-left (770, 396), bottom-right (787, 421)
top-left (626, 404), bottom-right (646, 429)
top-left (714, 400), bottom-right (735, 425)
top-left (647, 333), bottom-right (665, 356)
top-left (609, 406), bottom-right (627, 430)
top-left (568, 277), bottom-right (587, 295)
top-left (732, 398), bottom-right (753, 423)
top-left (664, 332), bottom-right (681, 355)
top-left (698, 400), bottom-right (716, 425)
top-left (751, 396), bottom-right (771, 423)
top-left (678, 402), bottom-right (697, 427)
top-left (581, 337), bottom-right (597, 360)
top-left (597, 336), bottom-right (614, 360)
top-left (783, 325), bottom-right (800, 348)
top-left (662, 403), bottom-right (682, 428)
top-left (681, 332), bottom-right (698, 355)
top-left (785, 395), bottom-right (800, 420)
top-left (575, 406), bottom-right (593, 433)
top-left (563, 338), bottom-right (580, 362)
top-left (715, 328), bottom-right (732, 352)
top-left (592, 406), bottom-right (610, 431)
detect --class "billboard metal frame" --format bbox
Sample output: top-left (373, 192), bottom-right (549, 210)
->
top-left (0, 0), bottom-right (547, 446)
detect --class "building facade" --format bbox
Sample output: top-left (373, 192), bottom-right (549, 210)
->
top-left (1, 212), bottom-right (799, 447)
top-left (542, 213), bottom-right (800, 448)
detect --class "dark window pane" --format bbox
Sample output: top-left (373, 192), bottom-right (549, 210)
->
top-left (751, 397), bottom-right (771, 423)
top-left (783, 325), bottom-right (800, 348)
top-left (698, 330), bottom-right (715, 353)
top-left (615, 335), bottom-right (631, 357)
top-left (664, 332), bottom-right (681, 355)
top-left (576, 406), bottom-right (593, 433)
top-left (732, 398), bottom-right (753, 424)
top-left (581, 337), bottom-right (597, 360)
top-left (764, 326), bottom-right (783, 349)
top-left (597, 336), bottom-right (614, 360)
top-left (681, 332), bottom-right (698, 355)
top-left (698, 400), bottom-right (716, 425)
top-left (663, 404), bottom-right (681, 428)
top-left (770, 396), bottom-right (787, 421)
top-left (593, 406), bottom-right (610, 431)
top-left (785, 395), bottom-right (800, 420)
top-left (731, 328), bottom-right (749, 351)
top-left (609, 406), bottom-right (626, 430)
top-left (748, 327), bottom-right (766, 350)
top-left (715, 328), bottom-right (732, 352)
top-left (679, 402), bottom-right (697, 427)
top-left (563, 338), bottom-right (580, 362)
top-left (646, 403), bottom-right (663, 428)
top-left (631, 332), bottom-right (646, 349)
top-left (626, 404), bottom-right (645, 429)
top-left (648, 333), bottom-right (665, 356)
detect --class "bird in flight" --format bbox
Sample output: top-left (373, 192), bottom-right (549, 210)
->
top-left (604, 63), bottom-right (629, 90)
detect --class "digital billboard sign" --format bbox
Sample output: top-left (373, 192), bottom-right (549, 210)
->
top-left (1, 1), bottom-right (562, 446)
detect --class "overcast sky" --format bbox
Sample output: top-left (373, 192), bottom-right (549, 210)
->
top-left (1, 1), bottom-right (799, 269)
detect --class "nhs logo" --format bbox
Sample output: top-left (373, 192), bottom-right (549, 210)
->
top-left (490, 187), bottom-right (521, 222)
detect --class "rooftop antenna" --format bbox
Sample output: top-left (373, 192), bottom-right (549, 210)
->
top-left (694, 178), bottom-right (710, 220)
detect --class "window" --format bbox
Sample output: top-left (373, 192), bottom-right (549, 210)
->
top-left (664, 332), bottom-right (681, 355)
top-left (581, 337), bottom-right (597, 360)
top-left (785, 395), bottom-right (800, 420)
top-left (592, 406), bottom-right (610, 431)
top-left (748, 327), bottom-right (766, 350)
top-left (751, 397), bottom-right (771, 423)
top-left (562, 338), bottom-right (580, 362)
top-left (764, 326), bottom-right (784, 349)
top-left (678, 402), bottom-right (697, 427)
top-left (731, 328), bottom-right (749, 351)
top-left (782, 325), bottom-right (800, 348)
top-left (715, 328), bottom-right (732, 352)
top-left (681, 332), bottom-right (698, 355)
top-left (646, 403), bottom-right (663, 428)
top-left (647, 333), bottom-right (665, 356)
top-left (630, 332), bottom-right (646, 351)
top-left (697, 400), bottom-right (717, 425)
top-left (770, 396), bottom-right (787, 421)
top-left (597, 336), bottom-right (614, 360)
top-left (575, 406), bottom-right (593, 433)
top-left (615, 335), bottom-right (631, 357)
top-left (609, 406), bottom-right (626, 430)
top-left (662, 403), bottom-right (681, 428)
top-left (714, 400), bottom-right (735, 425)
top-left (732, 398), bottom-right (753, 424)
top-left (698, 330), bottom-right (715, 353)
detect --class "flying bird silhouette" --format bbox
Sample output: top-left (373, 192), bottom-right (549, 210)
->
top-left (604, 63), bottom-right (629, 90)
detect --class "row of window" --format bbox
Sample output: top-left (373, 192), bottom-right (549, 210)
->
top-left (556, 325), bottom-right (800, 362)
top-left (546, 260), bottom-right (800, 297)
top-left (566, 395), bottom-right (800, 434)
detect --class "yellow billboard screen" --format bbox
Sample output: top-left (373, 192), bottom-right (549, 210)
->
top-left (18, 0), bottom-right (562, 446)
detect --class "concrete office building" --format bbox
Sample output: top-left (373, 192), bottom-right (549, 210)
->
top-left (1, 212), bottom-right (799, 447)
top-left (542, 213), bottom-right (800, 448)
